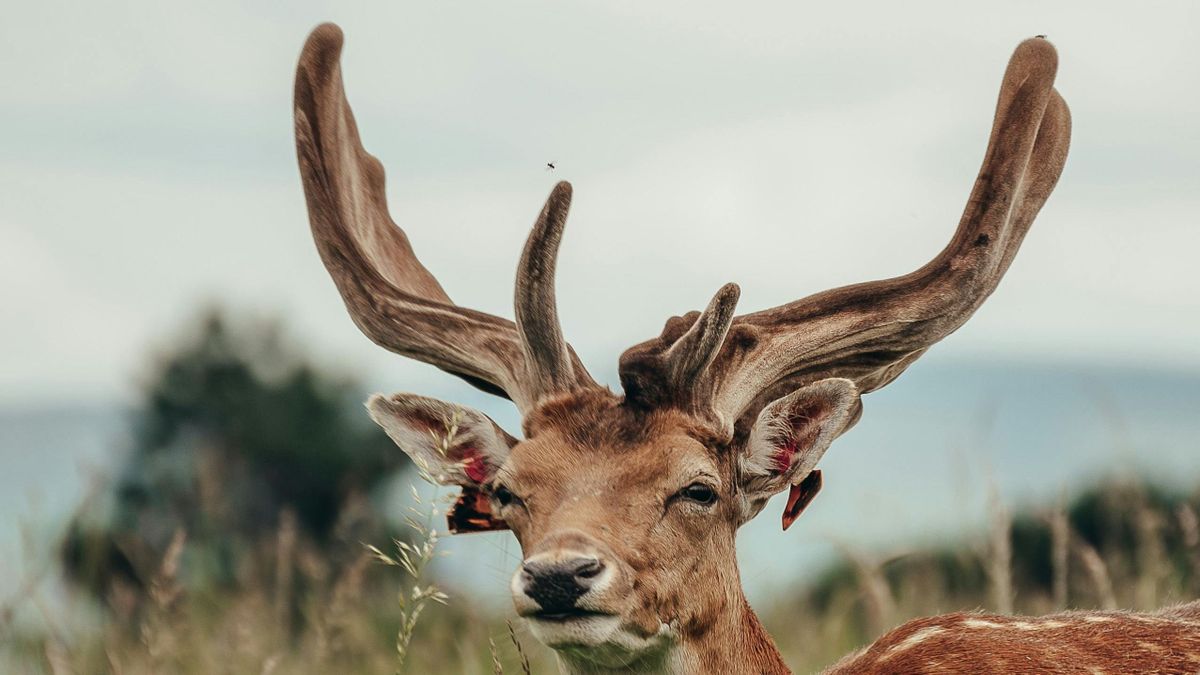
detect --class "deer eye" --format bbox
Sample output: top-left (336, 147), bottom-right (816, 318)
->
top-left (491, 484), bottom-right (520, 508)
top-left (677, 482), bottom-right (718, 506)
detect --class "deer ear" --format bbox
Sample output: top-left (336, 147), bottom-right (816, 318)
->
top-left (367, 394), bottom-right (517, 534)
top-left (737, 378), bottom-right (860, 526)
top-left (366, 393), bottom-right (517, 487)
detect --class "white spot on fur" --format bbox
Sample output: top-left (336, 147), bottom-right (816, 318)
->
top-left (962, 618), bottom-right (1005, 629)
top-left (1083, 615), bottom-right (1113, 623)
top-left (1129, 615), bottom-right (1166, 624)
top-left (879, 626), bottom-right (946, 660)
top-left (1007, 619), bottom-right (1068, 630)
top-left (1138, 641), bottom-right (1165, 654)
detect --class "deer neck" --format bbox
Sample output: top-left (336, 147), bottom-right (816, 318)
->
top-left (674, 598), bottom-right (790, 675)
top-left (555, 596), bottom-right (790, 675)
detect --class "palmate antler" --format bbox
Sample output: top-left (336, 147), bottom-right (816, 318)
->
top-left (295, 24), bottom-right (1070, 439)
top-left (619, 38), bottom-right (1071, 436)
top-left (294, 24), bottom-right (596, 414)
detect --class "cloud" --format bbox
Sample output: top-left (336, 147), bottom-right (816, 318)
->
top-left (1, 0), bottom-right (1198, 406)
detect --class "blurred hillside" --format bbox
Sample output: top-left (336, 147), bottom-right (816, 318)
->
top-left (4, 308), bottom-right (1200, 673)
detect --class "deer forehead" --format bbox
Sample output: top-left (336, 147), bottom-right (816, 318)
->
top-left (505, 426), bottom-right (723, 494)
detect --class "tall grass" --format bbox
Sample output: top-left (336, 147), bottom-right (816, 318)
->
top-left (4, 477), bottom-right (1199, 674)
top-left (364, 487), bottom-right (450, 671)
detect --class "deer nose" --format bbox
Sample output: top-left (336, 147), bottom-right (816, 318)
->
top-left (520, 557), bottom-right (604, 612)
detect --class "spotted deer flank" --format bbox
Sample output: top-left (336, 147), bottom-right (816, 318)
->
top-left (829, 603), bottom-right (1200, 674)
top-left (293, 21), bottom-right (1200, 675)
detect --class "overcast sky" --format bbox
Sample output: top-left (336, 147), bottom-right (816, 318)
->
top-left (2, 1), bottom-right (1198, 410)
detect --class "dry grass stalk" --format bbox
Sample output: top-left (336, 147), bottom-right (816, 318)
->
top-left (319, 549), bottom-right (374, 664)
top-left (43, 639), bottom-right (73, 675)
top-left (141, 528), bottom-right (187, 670)
top-left (986, 483), bottom-right (1013, 614)
top-left (838, 545), bottom-right (895, 638)
top-left (1178, 503), bottom-right (1200, 594)
top-left (507, 620), bottom-right (532, 675)
top-left (104, 647), bottom-right (126, 675)
top-left (1073, 536), bottom-right (1118, 610)
top-left (1048, 492), bottom-right (1070, 610)
top-left (274, 507), bottom-right (298, 626)
top-left (367, 411), bottom-right (459, 673)
top-left (488, 636), bottom-right (505, 675)
top-left (1134, 496), bottom-right (1166, 610)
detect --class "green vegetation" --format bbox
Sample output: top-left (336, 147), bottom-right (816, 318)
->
top-left (58, 308), bottom-right (400, 608)
top-left (3, 309), bottom-right (1199, 673)
top-left (6, 475), bottom-right (1199, 674)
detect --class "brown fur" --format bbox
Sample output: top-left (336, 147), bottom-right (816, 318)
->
top-left (502, 408), bottom-right (740, 637)
top-left (829, 607), bottom-right (1200, 674)
top-left (522, 388), bottom-right (726, 449)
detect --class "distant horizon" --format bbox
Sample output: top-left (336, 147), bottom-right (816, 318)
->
top-left (10, 347), bottom-right (1200, 410)
top-left (7, 353), bottom-right (1200, 608)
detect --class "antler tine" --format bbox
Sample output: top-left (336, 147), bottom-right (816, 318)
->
top-left (515, 182), bottom-right (579, 398)
top-left (665, 283), bottom-right (741, 386)
top-left (294, 23), bottom-right (596, 412)
top-left (619, 284), bottom-right (740, 413)
top-left (620, 37), bottom-right (1071, 435)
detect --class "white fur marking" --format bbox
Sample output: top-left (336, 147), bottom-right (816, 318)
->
top-left (879, 626), bottom-right (946, 660)
top-left (1129, 615), bottom-right (1165, 624)
top-left (962, 619), bottom-right (1005, 629)
top-left (1138, 641), bottom-right (1165, 654)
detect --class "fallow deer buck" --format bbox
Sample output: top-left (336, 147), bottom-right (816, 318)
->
top-left (294, 23), bottom-right (1200, 674)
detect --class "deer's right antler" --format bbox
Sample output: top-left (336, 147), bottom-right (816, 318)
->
top-left (294, 24), bottom-right (597, 414)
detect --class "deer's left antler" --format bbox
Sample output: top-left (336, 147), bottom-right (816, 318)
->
top-left (619, 37), bottom-right (1072, 436)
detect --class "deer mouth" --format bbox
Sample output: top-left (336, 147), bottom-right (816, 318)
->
top-left (524, 610), bottom-right (627, 652)
top-left (528, 608), bottom-right (611, 622)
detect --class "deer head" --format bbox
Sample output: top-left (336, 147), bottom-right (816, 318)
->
top-left (294, 23), bottom-right (1069, 674)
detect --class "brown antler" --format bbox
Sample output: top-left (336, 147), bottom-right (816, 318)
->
top-left (620, 37), bottom-right (1071, 435)
top-left (515, 183), bottom-right (581, 400)
top-left (294, 23), bottom-right (596, 413)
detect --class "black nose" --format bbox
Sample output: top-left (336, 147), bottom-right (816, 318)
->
top-left (521, 557), bottom-right (604, 613)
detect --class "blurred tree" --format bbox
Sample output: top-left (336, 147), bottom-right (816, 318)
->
top-left (62, 307), bottom-right (403, 601)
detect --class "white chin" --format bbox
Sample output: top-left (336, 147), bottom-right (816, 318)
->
top-left (526, 614), bottom-right (622, 648)
top-left (526, 615), bottom-right (674, 668)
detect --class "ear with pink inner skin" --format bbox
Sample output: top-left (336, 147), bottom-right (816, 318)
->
top-left (366, 393), bottom-right (517, 533)
top-left (738, 378), bottom-right (860, 529)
